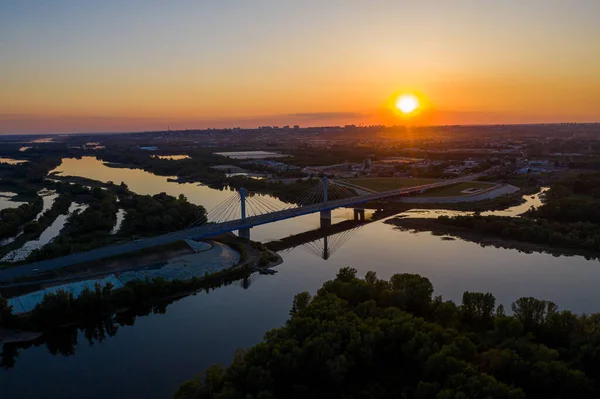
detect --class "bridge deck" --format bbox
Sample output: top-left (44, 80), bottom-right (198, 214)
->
top-left (0, 173), bottom-right (485, 282)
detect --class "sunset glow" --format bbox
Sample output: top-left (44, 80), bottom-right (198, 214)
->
top-left (395, 95), bottom-right (419, 114)
top-left (1, 1), bottom-right (599, 133)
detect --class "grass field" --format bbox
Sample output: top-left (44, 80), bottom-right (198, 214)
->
top-left (416, 182), bottom-right (496, 197)
top-left (341, 177), bottom-right (441, 192)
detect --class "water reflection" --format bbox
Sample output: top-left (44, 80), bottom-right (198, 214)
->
top-left (35, 190), bottom-right (58, 221)
top-left (400, 187), bottom-right (548, 219)
top-left (0, 158), bottom-right (28, 165)
top-left (0, 275), bottom-right (250, 370)
top-left (0, 167), bottom-right (593, 399)
top-left (152, 155), bottom-right (190, 160)
top-left (215, 151), bottom-right (288, 159)
top-left (0, 192), bottom-right (26, 212)
top-left (110, 209), bottom-right (126, 234)
top-left (2, 203), bottom-right (87, 262)
top-left (28, 138), bottom-right (54, 143)
top-left (3, 210), bottom-right (600, 398)
top-left (0, 190), bottom-right (58, 246)
top-left (50, 157), bottom-right (288, 218)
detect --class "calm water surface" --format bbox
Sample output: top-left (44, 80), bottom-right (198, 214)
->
top-left (1, 203), bottom-right (87, 262)
top-left (0, 193), bottom-right (26, 212)
top-left (51, 157), bottom-right (284, 218)
top-left (0, 165), bottom-right (597, 399)
top-left (0, 158), bottom-right (28, 165)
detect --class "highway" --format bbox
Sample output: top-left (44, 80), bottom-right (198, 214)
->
top-left (0, 172), bottom-right (486, 283)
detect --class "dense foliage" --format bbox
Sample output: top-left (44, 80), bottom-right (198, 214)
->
top-left (175, 268), bottom-right (600, 399)
top-left (433, 172), bottom-right (600, 253)
top-left (0, 266), bottom-right (251, 333)
top-left (119, 192), bottom-right (207, 236)
top-left (436, 215), bottom-right (600, 252)
top-left (528, 172), bottom-right (600, 223)
top-left (23, 185), bottom-right (207, 262)
top-left (0, 193), bottom-right (72, 262)
top-left (0, 197), bottom-right (43, 239)
top-left (0, 267), bottom-right (259, 369)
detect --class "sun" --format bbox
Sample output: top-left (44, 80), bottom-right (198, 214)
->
top-left (395, 94), bottom-right (419, 114)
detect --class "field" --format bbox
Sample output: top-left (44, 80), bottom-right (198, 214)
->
top-left (341, 177), bottom-right (440, 192)
top-left (416, 182), bottom-right (496, 197)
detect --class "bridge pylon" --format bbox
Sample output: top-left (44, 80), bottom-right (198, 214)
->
top-left (321, 176), bottom-right (329, 203)
top-left (238, 187), bottom-right (250, 239)
top-left (319, 177), bottom-right (331, 228)
top-left (320, 209), bottom-right (332, 228)
top-left (353, 208), bottom-right (365, 221)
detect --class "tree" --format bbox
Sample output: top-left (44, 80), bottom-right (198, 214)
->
top-left (496, 304), bottom-right (505, 317)
top-left (461, 291), bottom-right (496, 325)
top-left (335, 267), bottom-right (357, 282)
top-left (364, 270), bottom-right (377, 285)
top-left (389, 273), bottom-right (434, 315)
top-left (511, 297), bottom-right (557, 329)
top-left (290, 292), bottom-right (312, 316)
top-left (175, 269), bottom-right (533, 399)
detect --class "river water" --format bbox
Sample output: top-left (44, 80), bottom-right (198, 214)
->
top-left (1, 159), bottom-right (598, 399)
top-left (0, 192), bottom-right (26, 212)
top-left (1, 203), bottom-right (87, 263)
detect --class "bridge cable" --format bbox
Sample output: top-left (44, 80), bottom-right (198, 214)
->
top-left (208, 194), bottom-right (239, 223)
top-left (212, 194), bottom-right (239, 223)
top-left (206, 194), bottom-right (239, 222)
top-left (251, 196), bottom-right (275, 215)
top-left (293, 182), bottom-right (322, 207)
top-left (223, 197), bottom-right (241, 222)
top-left (252, 196), bottom-right (281, 213)
top-left (246, 198), bottom-right (261, 217)
top-left (249, 196), bottom-right (274, 213)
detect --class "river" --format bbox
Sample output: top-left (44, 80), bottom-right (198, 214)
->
top-left (1, 159), bottom-right (598, 399)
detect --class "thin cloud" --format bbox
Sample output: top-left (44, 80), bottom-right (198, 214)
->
top-left (289, 112), bottom-right (365, 119)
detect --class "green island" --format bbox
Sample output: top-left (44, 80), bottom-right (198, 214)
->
top-left (387, 172), bottom-right (600, 258)
top-left (0, 180), bottom-right (209, 266)
top-left (174, 267), bottom-right (600, 399)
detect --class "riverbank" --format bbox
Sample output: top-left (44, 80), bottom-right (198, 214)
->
top-left (400, 183), bottom-right (519, 203)
top-left (386, 217), bottom-right (600, 260)
top-left (0, 234), bottom-right (282, 343)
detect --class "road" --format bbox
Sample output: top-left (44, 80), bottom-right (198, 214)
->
top-left (0, 172), bottom-right (486, 283)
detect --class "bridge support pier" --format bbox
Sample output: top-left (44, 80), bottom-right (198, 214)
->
top-left (320, 209), bottom-right (332, 228)
top-left (353, 208), bottom-right (365, 221)
top-left (239, 227), bottom-right (250, 240)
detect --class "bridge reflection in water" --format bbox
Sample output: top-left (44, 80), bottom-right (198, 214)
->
top-left (241, 219), bottom-right (370, 289)
top-left (0, 173), bottom-right (484, 283)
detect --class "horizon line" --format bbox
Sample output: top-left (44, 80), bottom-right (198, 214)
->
top-left (2, 121), bottom-right (600, 136)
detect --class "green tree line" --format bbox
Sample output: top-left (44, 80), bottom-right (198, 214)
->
top-left (0, 197), bottom-right (43, 239)
top-left (175, 268), bottom-right (600, 399)
top-left (432, 172), bottom-right (600, 254)
top-left (0, 265), bottom-right (252, 333)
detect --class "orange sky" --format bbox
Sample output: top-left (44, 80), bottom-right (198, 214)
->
top-left (1, 1), bottom-right (600, 133)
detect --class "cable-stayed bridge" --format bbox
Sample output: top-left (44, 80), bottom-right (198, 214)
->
top-left (0, 173), bottom-right (486, 282)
